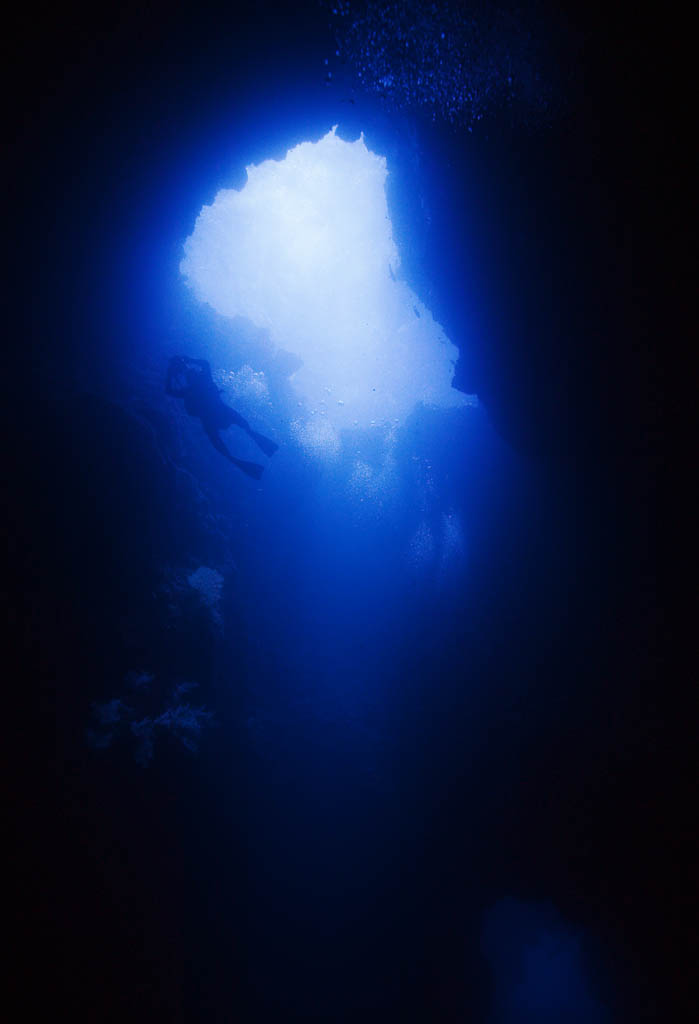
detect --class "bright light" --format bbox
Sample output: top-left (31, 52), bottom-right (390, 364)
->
top-left (181, 127), bottom-right (472, 454)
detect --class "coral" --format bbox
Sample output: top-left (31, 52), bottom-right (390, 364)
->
top-left (186, 565), bottom-right (225, 628)
top-left (87, 672), bottom-right (213, 765)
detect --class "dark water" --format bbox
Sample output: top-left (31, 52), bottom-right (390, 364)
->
top-left (8, 3), bottom-right (670, 1022)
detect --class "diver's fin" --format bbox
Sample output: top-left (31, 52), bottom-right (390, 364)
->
top-left (249, 430), bottom-right (279, 458)
top-left (232, 457), bottom-right (264, 480)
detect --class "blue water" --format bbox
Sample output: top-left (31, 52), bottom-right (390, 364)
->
top-left (54, 110), bottom-right (603, 1019)
top-left (11, 3), bottom-right (665, 1021)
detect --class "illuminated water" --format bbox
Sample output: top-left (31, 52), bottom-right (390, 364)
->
top-left (13, 3), bottom-right (663, 1021)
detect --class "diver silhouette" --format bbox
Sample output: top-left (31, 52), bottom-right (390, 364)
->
top-left (166, 356), bottom-right (278, 479)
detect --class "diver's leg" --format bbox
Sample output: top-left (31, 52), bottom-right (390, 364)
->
top-left (223, 407), bottom-right (278, 457)
top-left (223, 408), bottom-right (250, 431)
top-left (204, 425), bottom-right (264, 479)
top-left (231, 457), bottom-right (264, 480)
top-left (247, 429), bottom-right (279, 457)
top-left (205, 426), bottom-right (234, 460)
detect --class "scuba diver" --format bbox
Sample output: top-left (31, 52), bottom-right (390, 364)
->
top-left (166, 356), bottom-right (278, 479)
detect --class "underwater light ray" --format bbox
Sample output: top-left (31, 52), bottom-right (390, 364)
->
top-left (181, 127), bottom-right (474, 456)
